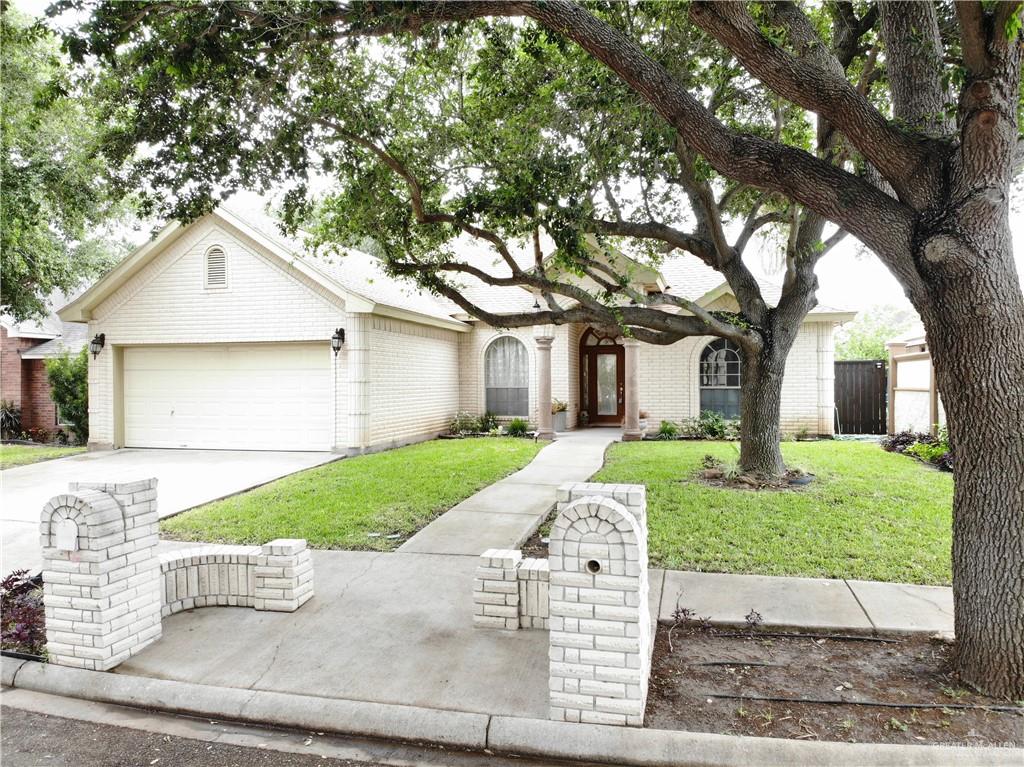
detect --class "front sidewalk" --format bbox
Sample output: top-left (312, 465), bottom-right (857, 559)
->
top-left (93, 547), bottom-right (953, 721)
top-left (398, 429), bottom-right (619, 555)
top-left (2, 549), bottom-right (993, 766)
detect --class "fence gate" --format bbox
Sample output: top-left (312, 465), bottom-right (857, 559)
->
top-left (834, 360), bottom-right (887, 435)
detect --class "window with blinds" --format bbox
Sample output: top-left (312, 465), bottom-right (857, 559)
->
top-left (484, 335), bottom-right (529, 416)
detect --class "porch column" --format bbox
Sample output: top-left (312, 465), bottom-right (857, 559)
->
top-left (622, 338), bottom-right (642, 441)
top-left (535, 330), bottom-right (555, 440)
top-left (347, 312), bottom-right (372, 454)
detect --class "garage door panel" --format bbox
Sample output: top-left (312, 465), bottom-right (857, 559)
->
top-left (123, 344), bottom-right (332, 450)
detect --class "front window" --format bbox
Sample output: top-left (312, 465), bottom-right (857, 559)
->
top-left (485, 336), bottom-right (529, 416)
top-left (699, 338), bottom-right (742, 419)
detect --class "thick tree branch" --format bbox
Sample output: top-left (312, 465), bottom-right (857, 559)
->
top-left (689, 0), bottom-right (942, 205)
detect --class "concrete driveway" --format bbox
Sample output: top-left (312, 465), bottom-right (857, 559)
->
top-left (1, 449), bottom-right (338, 573)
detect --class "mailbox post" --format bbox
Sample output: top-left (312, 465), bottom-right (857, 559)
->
top-left (547, 483), bottom-right (650, 726)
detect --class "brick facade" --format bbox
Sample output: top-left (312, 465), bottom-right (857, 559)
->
top-left (1, 326), bottom-right (60, 436)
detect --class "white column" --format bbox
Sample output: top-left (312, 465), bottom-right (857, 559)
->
top-left (347, 313), bottom-right (372, 454)
top-left (622, 338), bottom-right (642, 441)
top-left (535, 333), bottom-right (555, 440)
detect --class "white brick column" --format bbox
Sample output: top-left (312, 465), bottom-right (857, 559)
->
top-left (40, 479), bottom-right (162, 670)
top-left (548, 484), bottom-right (650, 727)
top-left (622, 338), bottom-right (642, 441)
top-left (347, 312), bottom-right (372, 453)
top-left (535, 333), bottom-right (555, 439)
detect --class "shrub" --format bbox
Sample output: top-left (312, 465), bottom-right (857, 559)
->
top-left (551, 399), bottom-right (567, 414)
top-left (506, 417), bottom-right (529, 437)
top-left (883, 427), bottom-right (953, 472)
top-left (1, 570), bottom-right (46, 657)
top-left (656, 420), bottom-right (680, 440)
top-left (478, 411), bottom-right (499, 432)
top-left (450, 411), bottom-right (480, 435)
top-left (46, 348), bottom-right (89, 444)
top-left (697, 410), bottom-right (727, 439)
top-left (0, 399), bottom-right (21, 439)
top-left (881, 430), bottom-right (929, 453)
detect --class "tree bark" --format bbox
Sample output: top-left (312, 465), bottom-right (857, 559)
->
top-left (915, 225), bottom-right (1024, 699)
top-left (737, 339), bottom-right (788, 477)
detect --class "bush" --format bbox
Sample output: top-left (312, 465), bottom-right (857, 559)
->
top-left (883, 427), bottom-right (953, 472)
top-left (0, 399), bottom-right (21, 439)
top-left (46, 348), bottom-right (89, 444)
top-left (478, 412), bottom-right (499, 432)
top-left (881, 430), bottom-right (929, 453)
top-left (1, 570), bottom-right (46, 657)
top-left (551, 399), bottom-right (567, 414)
top-left (697, 410), bottom-right (727, 439)
top-left (656, 420), bottom-right (679, 440)
top-left (506, 417), bottom-right (529, 437)
top-left (450, 411), bottom-right (480, 435)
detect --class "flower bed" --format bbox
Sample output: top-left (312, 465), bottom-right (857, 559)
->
top-left (1, 570), bottom-right (46, 659)
top-left (881, 429), bottom-right (953, 472)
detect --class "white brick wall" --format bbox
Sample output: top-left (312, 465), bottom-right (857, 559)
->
top-left (369, 316), bottom-right (460, 448)
top-left (87, 217), bottom-right (346, 448)
top-left (458, 323), bottom-right (580, 429)
top-left (636, 321), bottom-right (838, 436)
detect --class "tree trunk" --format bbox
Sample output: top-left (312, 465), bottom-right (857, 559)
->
top-left (737, 339), bottom-right (788, 477)
top-left (916, 231), bottom-right (1024, 699)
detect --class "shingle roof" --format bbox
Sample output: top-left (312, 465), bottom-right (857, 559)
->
top-left (221, 200), bottom-right (850, 321)
top-left (19, 321), bottom-right (88, 359)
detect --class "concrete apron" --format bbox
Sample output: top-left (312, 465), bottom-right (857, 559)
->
top-left (2, 657), bottom-right (1019, 767)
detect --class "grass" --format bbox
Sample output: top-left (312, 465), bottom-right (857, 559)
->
top-left (0, 444), bottom-right (85, 469)
top-left (161, 437), bottom-right (544, 550)
top-left (592, 440), bottom-right (953, 585)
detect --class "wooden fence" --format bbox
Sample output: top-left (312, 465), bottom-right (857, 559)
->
top-left (834, 360), bottom-right (887, 435)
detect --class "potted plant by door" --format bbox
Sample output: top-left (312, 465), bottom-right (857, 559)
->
top-left (639, 410), bottom-right (649, 433)
top-left (552, 399), bottom-right (568, 432)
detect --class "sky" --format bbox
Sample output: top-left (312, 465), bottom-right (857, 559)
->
top-left (15, 0), bottom-right (1024, 317)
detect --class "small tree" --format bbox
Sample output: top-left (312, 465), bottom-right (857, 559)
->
top-left (45, 348), bottom-right (88, 444)
top-left (835, 306), bottom-right (916, 362)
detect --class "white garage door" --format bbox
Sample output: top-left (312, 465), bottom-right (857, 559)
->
top-left (123, 344), bottom-right (332, 450)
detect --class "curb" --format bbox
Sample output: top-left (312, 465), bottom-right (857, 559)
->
top-left (3, 658), bottom-right (1020, 767)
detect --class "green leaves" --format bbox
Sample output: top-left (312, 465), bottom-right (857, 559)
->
top-left (1, 7), bottom-right (129, 320)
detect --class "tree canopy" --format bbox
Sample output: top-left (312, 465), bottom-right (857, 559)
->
top-left (0, 7), bottom-right (129, 320)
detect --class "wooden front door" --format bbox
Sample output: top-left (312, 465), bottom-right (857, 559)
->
top-left (581, 329), bottom-right (626, 423)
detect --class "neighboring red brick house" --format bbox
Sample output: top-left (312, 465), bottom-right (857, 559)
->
top-left (1, 305), bottom-right (87, 439)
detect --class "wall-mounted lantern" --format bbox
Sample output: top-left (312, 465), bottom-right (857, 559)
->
top-left (89, 333), bottom-right (106, 359)
top-left (331, 328), bottom-right (345, 355)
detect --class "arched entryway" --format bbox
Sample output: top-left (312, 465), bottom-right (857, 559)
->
top-left (579, 328), bottom-right (624, 425)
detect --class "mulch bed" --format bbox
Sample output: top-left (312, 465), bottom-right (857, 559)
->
top-left (645, 623), bottom-right (1023, 746)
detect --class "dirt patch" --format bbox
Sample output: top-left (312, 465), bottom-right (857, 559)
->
top-left (645, 624), bottom-right (1022, 746)
top-left (520, 508), bottom-right (556, 559)
top-left (695, 454), bottom-right (815, 491)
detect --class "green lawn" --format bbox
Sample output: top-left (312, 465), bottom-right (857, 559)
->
top-left (161, 437), bottom-right (544, 550)
top-left (0, 444), bottom-right (85, 469)
top-left (593, 440), bottom-right (953, 585)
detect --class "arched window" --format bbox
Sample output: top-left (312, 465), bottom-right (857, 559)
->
top-left (699, 339), bottom-right (741, 419)
top-left (485, 336), bottom-right (529, 416)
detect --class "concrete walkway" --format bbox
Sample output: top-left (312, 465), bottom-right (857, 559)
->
top-left (108, 547), bottom-right (953, 723)
top-left (398, 429), bottom-right (619, 556)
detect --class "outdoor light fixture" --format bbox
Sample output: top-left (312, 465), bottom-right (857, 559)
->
top-left (89, 333), bottom-right (106, 359)
top-left (533, 296), bottom-right (541, 310)
top-left (331, 328), bottom-right (345, 355)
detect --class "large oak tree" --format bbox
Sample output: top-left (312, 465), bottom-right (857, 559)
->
top-left (66, 1), bottom-right (1024, 697)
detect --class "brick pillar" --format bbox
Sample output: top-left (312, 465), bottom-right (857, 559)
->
top-left (40, 479), bottom-right (162, 670)
top-left (622, 339), bottom-right (642, 441)
top-left (347, 312), bottom-right (372, 454)
top-left (254, 538), bottom-right (314, 611)
top-left (535, 334), bottom-right (555, 439)
top-left (548, 483), bottom-right (650, 726)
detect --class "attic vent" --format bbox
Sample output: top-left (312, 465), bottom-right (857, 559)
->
top-left (204, 246), bottom-right (227, 289)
